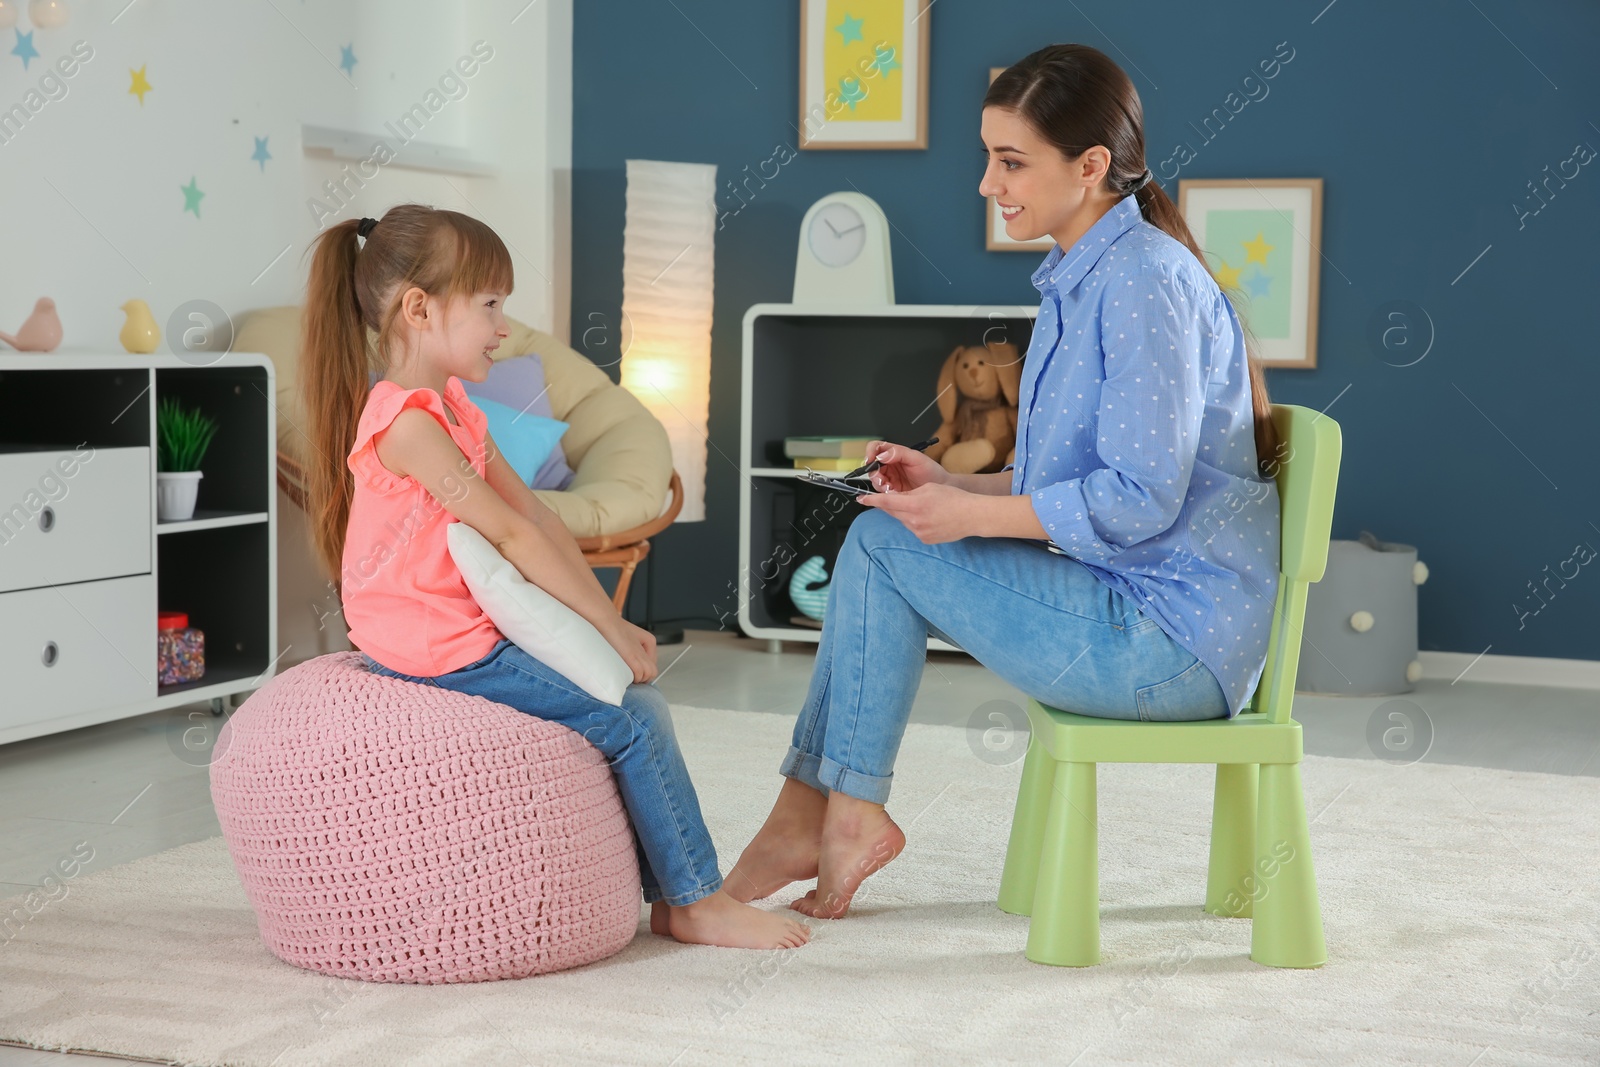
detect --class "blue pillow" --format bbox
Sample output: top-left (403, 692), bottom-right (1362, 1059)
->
top-left (471, 396), bottom-right (570, 487)
top-left (365, 358), bottom-right (579, 490)
top-left (461, 353), bottom-right (577, 490)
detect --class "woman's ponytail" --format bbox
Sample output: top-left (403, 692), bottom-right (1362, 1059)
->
top-left (987, 44), bottom-right (1281, 478)
top-left (1134, 179), bottom-right (1281, 476)
top-left (300, 218), bottom-right (370, 584)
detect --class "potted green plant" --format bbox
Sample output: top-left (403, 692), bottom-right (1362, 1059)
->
top-left (156, 396), bottom-right (219, 521)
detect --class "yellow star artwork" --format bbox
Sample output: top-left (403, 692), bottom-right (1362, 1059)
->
top-left (129, 65), bottom-right (152, 106)
top-left (1242, 230), bottom-right (1274, 265)
top-left (1212, 259), bottom-right (1242, 289)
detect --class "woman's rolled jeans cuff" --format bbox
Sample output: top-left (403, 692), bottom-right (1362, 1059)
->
top-left (778, 748), bottom-right (893, 805)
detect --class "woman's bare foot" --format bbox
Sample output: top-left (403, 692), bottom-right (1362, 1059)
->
top-left (789, 793), bottom-right (906, 919)
top-left (725, 778), bottom-right (828, 903)
top-left (651, 890), bottom-right (810, 948)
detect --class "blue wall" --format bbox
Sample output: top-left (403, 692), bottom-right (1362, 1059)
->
top-left (573, 0), bottom-right (1599, 661)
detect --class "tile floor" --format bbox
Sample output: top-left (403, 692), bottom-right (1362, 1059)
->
top-left (1, 627), bottom-right (1596, 1064)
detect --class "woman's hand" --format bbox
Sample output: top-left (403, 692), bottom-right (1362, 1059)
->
top-left (860, 482), bottom-right (983, 544)
top-left (862, 440), bottom-right (950, 493)
top-left (604, 618), bottom-right (659, 684)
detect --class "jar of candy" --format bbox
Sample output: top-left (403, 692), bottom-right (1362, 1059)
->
top-left (158, 611), bottom-right (205, 685)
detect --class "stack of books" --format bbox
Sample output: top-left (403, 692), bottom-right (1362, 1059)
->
top-left (784, 435), bottom-right (876, 472)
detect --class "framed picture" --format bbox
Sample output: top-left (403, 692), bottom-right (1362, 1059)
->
top-left (798, 0), bottom-right (931, 150)
top-left (985, 66), bottom-right (1055, 252)
top-left (1178, 178), bottom-right (1323, 369)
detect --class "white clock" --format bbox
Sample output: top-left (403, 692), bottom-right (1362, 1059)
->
top-left (808, 201), bottom-right (866, 266)
top-left (793, 191), bottom-right (895, 305)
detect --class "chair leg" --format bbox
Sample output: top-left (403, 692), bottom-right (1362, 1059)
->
top-left (611, 561), bottom-right (638, 612)
top-left (998, 735), bottom-right (1056, 916)
top-left (1205, 763), bottom-right (1259, 918)
top-left (1251, 761), bottom-right (1327, 968)
top-left (1025, 760), bottom-right (1099, 966)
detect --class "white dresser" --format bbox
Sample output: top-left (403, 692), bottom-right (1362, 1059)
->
top-left (0, 352), bottom-right (278, 745)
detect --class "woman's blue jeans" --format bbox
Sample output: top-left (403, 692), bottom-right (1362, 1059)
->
top-left (363, 639), bottom-right (723, 908)
top-left (782, 507), bottom-right (1228, 806)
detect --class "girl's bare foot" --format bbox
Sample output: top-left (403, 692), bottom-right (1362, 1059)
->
top-left (789, 794), bottom-right (906, 920)
top-left (652, 890), bottom-right (810, 948)
top-left (726, 778), bottom-right (828, 903)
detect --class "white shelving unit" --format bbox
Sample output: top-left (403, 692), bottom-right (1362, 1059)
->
top-left (0, 351), bottom-right (278, 745)
top-left (158, 509), bottom-right (271, 535)
top-left (738, 303), bottom-right (1036, 653)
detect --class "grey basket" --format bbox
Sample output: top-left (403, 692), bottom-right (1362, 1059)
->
top-left (1295, 531), bottom-right (1428, 696)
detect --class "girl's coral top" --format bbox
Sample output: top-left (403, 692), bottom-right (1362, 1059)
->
top-left (340, 376), bottom-right (502, 677)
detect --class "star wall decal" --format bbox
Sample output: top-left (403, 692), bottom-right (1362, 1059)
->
top-left (129, 65), bottom-right (152, 105)
top-left (182, 176), bottom-right (205, 218)
top-left (11, 29), bottom-right (38, 69)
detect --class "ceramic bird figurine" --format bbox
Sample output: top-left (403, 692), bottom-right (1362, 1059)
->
top-left (120, 299), bottom-right (161, 354)
top-left (0, 297), bottom-right (63, 352)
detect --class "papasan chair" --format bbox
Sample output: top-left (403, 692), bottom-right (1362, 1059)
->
top-left (235, 306), bottom-right (682, 608)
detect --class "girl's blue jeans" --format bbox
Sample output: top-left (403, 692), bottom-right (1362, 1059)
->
top-left (362, 639), bottom-right (722, 908)
top-left (783, 507), bottom-right (1229, 806)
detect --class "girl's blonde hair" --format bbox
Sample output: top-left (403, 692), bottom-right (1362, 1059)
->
top-left (985, 44), bottom-right (1282, 477)
top-left (299, 204), bottom-right (513, 581)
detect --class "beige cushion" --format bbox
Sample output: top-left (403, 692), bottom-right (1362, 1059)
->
top-left (236, 307), bottom-right (671, 539)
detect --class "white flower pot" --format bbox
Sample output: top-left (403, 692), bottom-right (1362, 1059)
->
top-left (157, 470), bottom-right (204, 521)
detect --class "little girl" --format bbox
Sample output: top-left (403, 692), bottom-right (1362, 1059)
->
top-left (299, 203), bottom-right (807, 951)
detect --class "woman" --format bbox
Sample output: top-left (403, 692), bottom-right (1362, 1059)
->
top-left (727, 44), bottom-right (1283, 919)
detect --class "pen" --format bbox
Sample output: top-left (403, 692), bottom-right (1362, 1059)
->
top-left (844, 436), bottom-right (939, 480)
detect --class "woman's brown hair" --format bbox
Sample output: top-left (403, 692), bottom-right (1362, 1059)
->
top-left (985, 43), bottom-right (1281, 476)
top-left (299, 204), bottom-right (513, 582)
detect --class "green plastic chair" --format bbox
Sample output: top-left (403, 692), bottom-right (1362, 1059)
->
top-left (997, 404), bottom-right (1341, 968)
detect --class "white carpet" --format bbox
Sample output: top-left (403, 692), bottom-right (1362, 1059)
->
top-left (1, 705), bottom-right (1597, 1067)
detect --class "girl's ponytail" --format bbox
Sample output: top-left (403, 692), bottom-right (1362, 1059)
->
top-left (987, 44), bottom-right (1281, 478)
top-left (300, 217), bottom-right (369, 583)
top-left (295, 205), bottom-right (515, 586)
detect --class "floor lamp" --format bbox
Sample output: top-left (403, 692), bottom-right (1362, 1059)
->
top-left (620, 159), bottom-right (717, 645)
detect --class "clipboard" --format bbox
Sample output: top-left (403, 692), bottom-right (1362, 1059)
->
top-left (796, 470), bottom-right (877, 497)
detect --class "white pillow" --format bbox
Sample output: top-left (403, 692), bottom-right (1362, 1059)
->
top-left (446, 521), bottom-right (633, 707)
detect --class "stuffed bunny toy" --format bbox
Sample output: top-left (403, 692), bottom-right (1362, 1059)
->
top-left (923, 340), bottom-right (1023, 475)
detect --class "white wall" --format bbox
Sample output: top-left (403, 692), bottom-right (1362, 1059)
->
top-left (0, 0), bottom-right (572, 670)
top-left (0, 0), bottom-right (572, 348)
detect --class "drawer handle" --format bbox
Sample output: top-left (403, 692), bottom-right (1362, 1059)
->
top-left (38, 506), bottom-right (55, 533)
top-left (42, 640), bottom-right (59, 667)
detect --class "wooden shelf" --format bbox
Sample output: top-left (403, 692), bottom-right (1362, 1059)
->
top-left (157, 509), bottom-right (269, 534)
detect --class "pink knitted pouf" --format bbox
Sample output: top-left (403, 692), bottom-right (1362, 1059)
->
top-left (209, 651), bottom-right (641, 984)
